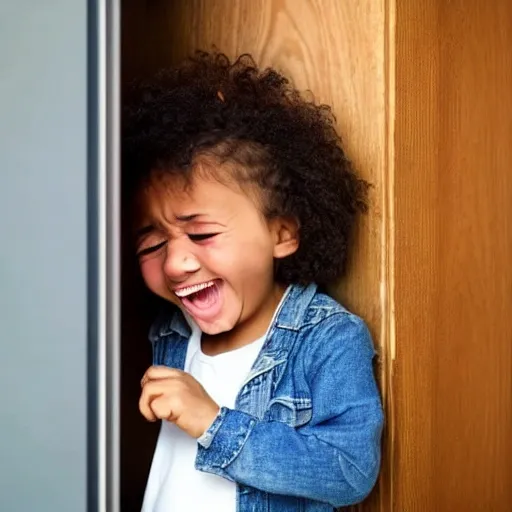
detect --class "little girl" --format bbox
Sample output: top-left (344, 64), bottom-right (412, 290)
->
top-left (123, 51), bottom-right (383, 512)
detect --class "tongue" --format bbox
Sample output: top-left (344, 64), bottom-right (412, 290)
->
top-left (189, 284), bottom-right (217, 310)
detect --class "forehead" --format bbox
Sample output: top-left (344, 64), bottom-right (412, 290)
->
top-left (135, 170), bottom-right (259, 223)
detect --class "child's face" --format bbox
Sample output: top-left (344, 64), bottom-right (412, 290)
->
top-left (134, 169), bottom-right (298, 340)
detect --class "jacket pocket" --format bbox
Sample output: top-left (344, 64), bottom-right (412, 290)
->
top-left (266, 395), bottom-right (312, 428)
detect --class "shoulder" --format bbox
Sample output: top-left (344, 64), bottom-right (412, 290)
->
top-left (297, 289), bottom-right (376, 365)
top-left (302, 289), bottom-right (371, 336)
top-left (277, 284), bottom-right (373, 349)
top-left (302, 289), bottom-right (351, 325)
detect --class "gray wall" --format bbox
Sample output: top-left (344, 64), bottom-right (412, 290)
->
top-left (0, 2), bottom-right (88, 511)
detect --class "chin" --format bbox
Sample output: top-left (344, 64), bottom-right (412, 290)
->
top-left (198, 323), bottom-right (229, 335)
top-left (196, 317), bottom-right (237, 336)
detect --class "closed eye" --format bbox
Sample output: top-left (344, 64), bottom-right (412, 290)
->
top-left (188, 233), bottom-right (218, 242)
top-left (137, 240), bottom-right (167, 257)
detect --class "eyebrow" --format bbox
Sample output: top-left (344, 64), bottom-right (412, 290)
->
top-left (175, 214), bottom-right (226, 227)
top-left (135, 217), bottom-right (199, 235)
top-left (175, 214), bottom-right (202, 222)
top-left (135, 215), bottom-right (225, 238)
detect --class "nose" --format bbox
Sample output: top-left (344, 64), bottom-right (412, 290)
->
top-left (162, 240), bottom-right (200, 280)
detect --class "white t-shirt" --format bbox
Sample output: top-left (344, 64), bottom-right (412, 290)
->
top-left (141, 317), bottom-right (266, 512)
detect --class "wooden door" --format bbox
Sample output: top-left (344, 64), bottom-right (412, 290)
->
top-left (393, 1), bottom-right (512, 510)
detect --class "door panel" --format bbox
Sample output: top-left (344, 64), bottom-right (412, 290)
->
top-left (394, 1), bottom-right (512, 510)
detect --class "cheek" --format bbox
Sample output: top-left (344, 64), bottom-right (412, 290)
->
top-left (140, 257), bottom-right (166, 294)
top-left (207, 233), bottom-right (274, 276)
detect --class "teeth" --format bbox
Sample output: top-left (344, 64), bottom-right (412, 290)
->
top-left (174, 281), bottom-right (215, 298)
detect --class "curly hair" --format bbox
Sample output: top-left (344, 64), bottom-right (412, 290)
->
top-left (122, 51), bottom-right (369, 286)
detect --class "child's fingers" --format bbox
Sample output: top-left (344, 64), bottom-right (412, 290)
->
top-left (140, 366), bottom-right (183, 387)
top-left (140, 380), bottom-right (167, 408)
top-left (147, 366), bottom-right (183, 380)
top-left (139, 391), bottom-right (157, 422)
top-left (149, 395), bottom-right (175, 421)
top-left (139, 378), bottom-right (179, 422)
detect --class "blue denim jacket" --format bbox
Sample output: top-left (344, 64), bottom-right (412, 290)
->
top-left (149, 283), bottom-right (384, 511)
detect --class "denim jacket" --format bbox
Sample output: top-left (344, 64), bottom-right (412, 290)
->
top-left (149, 283), bottom-right (384, 511)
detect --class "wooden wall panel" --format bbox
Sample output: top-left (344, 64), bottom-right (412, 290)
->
top-left (393, 1), bottom-right (512, 510)
top-left (121, 1), bottom-right (390, 510)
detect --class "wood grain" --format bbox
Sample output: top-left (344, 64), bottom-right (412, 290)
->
top-left (393, 1), bottom-right (512, 510)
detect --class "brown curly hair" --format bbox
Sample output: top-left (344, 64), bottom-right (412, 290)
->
top-left (122, 51), bottom-right (369, 287)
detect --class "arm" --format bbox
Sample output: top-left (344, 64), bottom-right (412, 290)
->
top-left (195, 313), bottom-right (384, 507)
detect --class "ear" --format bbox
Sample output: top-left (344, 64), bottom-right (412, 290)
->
top-left (271, 217), bottom-right (300, 259)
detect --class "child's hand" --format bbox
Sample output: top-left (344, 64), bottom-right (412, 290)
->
top-left (139, 366), bottom-right (220, 439)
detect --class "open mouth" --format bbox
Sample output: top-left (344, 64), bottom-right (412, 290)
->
top-left (175, 279), bottom-right (223, 322)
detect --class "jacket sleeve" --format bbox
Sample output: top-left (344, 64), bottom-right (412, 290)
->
top-left (194, 313), bottom-right (384, 507)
